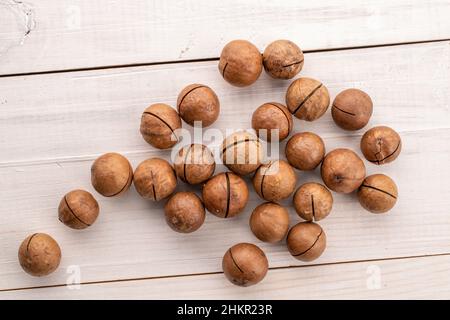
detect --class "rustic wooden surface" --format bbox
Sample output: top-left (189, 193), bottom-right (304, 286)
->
top-left (0, 0), bottom-right (449, 299)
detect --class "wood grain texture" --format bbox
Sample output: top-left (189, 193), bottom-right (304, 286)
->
top-left (0, 0), bottom-right (449, 75)
top-left (0, 41), bottom-right (448, 166)
top-left (2, 254), bottom-right (450, 299)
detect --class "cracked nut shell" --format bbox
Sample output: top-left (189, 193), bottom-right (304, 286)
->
top-left (133, 158), bottom-right (177, 201)
top-left (58, 189), bottom-right (99, 229)
top-left (174, 144), bottom-right (215, 185)
top-left (285, 132), bottom-right (325, 171)
top-left (285, 77), bottom-right (330, 121)
top-left (252, 102), bottom-right (293, 142)
top-left (221, 131), bottom-right (263, 175)
top-left (250, 202), bottom-right (290, 243)
top-left (140, 103), bottom-right (182, 149)
top-left (202, 172), bottom-right (249, 218)
top-left (321, 148), bottom-right (366, 193)
top-left (360, 126), bottom-right (402, 165)
top-left (293, 182), bottom-right (333, 221)
top-left (287, 222), bottom-right (326, 262)
top-left (253, 159), bottom-right (297, 202)
top-left (332, 88), bottom-right (373, 131)
top-left (218, 40), bottom-right (263, 87)
top-left (164, 192), bottom-right (205, 233)
top-left (222, 243), bottom-right (268, 287)
top-left (358, 174), bottom-right (398, 214)
top-left (177, 84), bottom-right (220, 127)
top-left (263, 40), bottom-right (304, 79)
top-left (18, 233), bottom-right (61, 277)
top-left (91, 153), bottom-right (133, 197)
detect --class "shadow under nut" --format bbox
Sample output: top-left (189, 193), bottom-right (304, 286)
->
top-left (320, 148), bottom-right (366, 193)
top-left (253, 160), bottom-right (297, 202)
top-left (285, 77), bottom-right (330, 121)
top-left (58, 189), bottom-right (99, 229)
top-left (91, 153), bottom-right (133, 197)
top-left (202, 172), bottom-right (249, 218)
top-left (133, 158), bottom-right (177, 201)
top-left (140, 103), bottom-right (181, 149)
top-left (287, 222), bottom-right (326, 262)
top-left (358, 174), bottom-right (398, 213)
top-left (18, 233), bottom-right (61, 277)
top-left (360, 126), bottom-right (402, 165)
top-left (222, 243), bottom-right (268, 287)
top-left (176, 84), bottom-right (220, 127)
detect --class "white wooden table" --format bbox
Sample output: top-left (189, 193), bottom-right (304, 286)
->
top-left (1, 0), bottom-right (450, 299)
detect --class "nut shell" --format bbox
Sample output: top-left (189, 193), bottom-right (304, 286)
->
top-left (140, 103), bottom-right (182, 149)
top-left (358, 174), bottom-right (398, 213)
top-left (58, 189), bottom-right (99, 229)
top-left (263, 40), bottom-right (304, 79)
top-left (252, 102), bottom-right (293, 142)
top-left (360, 126), bottom-right (402, 165)
top-left (320, 148), bottom-right (366, 193)
top-left (285, 77), bottom-right (330, 121)
top-left (164, 192), bottom-right (205, 233)
top-left (177, 84), bottom-right (220, 127)
top-left (18, 233), bottom-right (61, 277)
top-left (293, 183), bottom-right (333, 221)
top-left (332, 88), bottom-right (373, 131)
top-left (285, 132), bottom-right (325, 170)
top-left (174, 144), bottom-right (215, 184)
top-left (202, 172), bottom-right (249, 218)
top-left (221, 131), bottom-right (263, 175)
top-left (222, 243), bottom-right (268, 287)
top-left (133, 158), bottom-right (177, 201)
top-left (250, 202), bottom-right (290, 243)
top-left (253, 160), bottom-right (297, 202)
top-left (218, 40), bottom-right (263, 87)
top-left (91, 153), bottom-right (133, 197)
top-left (287, 222), bottom-right (326, 262)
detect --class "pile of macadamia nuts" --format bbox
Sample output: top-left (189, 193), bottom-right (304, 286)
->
top-left (18, 39), bottom-right (401, 289)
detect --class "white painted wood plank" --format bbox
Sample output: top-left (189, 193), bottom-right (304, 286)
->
top-left (2, 254), bottom-right (450, 299)
top-left (0, 41), bottom-right (449, 165)
top-left (1, 128), bottom-right (449, 290)
top-left (1, 0), bottom-right (449, 75)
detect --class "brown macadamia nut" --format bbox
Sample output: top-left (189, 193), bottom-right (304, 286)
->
top-left (140, 103), bottom-right (182, 149)
top-left (91, 153), bottom-right (133, 197)
top-left (18, 233), bottom-right (61, 277)
top-left (202, 172), bottom-right (249, 218)
top-left (263, 40), bottom-right (304, 79)
top-left (133, 158), bottom-right (177, 201)
top-left (222, 243), bottom-right (268, 287)
top-left (332, 88), bottom-right (373, 131)
top-left (287, 222), bottom-right (326, 262)
top-left (58, 189), bottom-right (99, 229)
top-left (293, 183), bottom-right (333, 221)
top-left (253, 159), bottom-right (297, 202)
top-left (218, 40), bottom-right (263, 87)
top-left (285, 77), bottom-right (330, 121)
top-left (252, 102), bottom-right (293, 142)
top-left (360, 126), bottom-right (402, 165)
top-left (250, 202), bottom-right (290, 243)
top-left (177, 84), bottom-right (220, 127)
top-left (285, 132), bottom-right (325, 171)
top-left (321, 148), bottom-right (366, 193)
top-left (221, 131), bottom-right (263, 175)
top-left (358, 174), bottom-right (398, 214)
top-left (164, 192), bottom-right (205, 233)
top-left (174, 144), bottom-right (215, 185)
